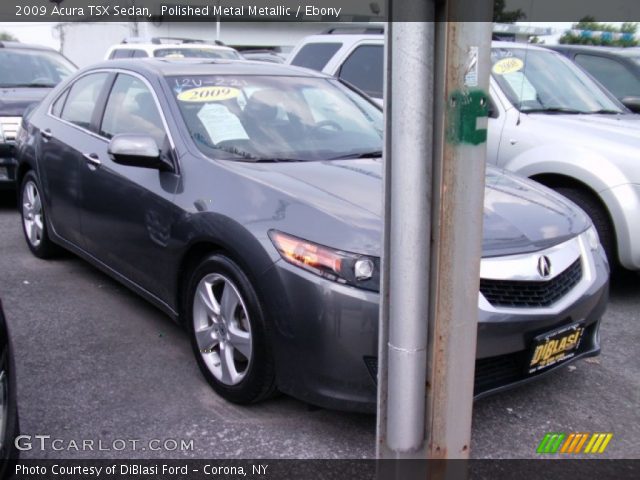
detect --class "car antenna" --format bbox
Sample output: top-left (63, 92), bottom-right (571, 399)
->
top-left (516, 2), bottom-right (535, 127)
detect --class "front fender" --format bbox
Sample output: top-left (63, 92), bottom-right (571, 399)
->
top-left (502, 143), bottom-right (627, 195)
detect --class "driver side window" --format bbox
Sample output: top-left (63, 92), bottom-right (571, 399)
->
top-left (100, 74), bottom-right (167, 148)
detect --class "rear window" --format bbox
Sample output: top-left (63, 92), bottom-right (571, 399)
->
top-left (290, 43), bottom-right (342, 71)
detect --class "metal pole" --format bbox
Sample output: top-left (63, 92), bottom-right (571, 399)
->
top-left (376, 4), bottom-right (493, 467)
top-left (426, 17), bottom-right (493, 459)
top-left (378, 19), bottom-right (436, 454)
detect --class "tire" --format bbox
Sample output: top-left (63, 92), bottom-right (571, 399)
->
top-left (0, 342), bottom-right (20, 479)
top-left (19, 171), bottom-right (58, 259)
top-left (554, 187), bottom-right (616, 267)
top-left (185, 254), bottom-right (276, 404)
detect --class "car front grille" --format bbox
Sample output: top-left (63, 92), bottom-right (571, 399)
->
top-left (479, 258), bottom-right (583, 308)
top-left (0, 117), bottom-right (21, 142)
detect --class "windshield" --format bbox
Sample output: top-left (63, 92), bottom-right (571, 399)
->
top-left (491, 48), bottom-right (624, 114)
top-left (169, 75), bottom-right (383, 161)
top-left (0, 49), bottom-right (75, 88)
top-left (154, 48), bottom-right (240, 60)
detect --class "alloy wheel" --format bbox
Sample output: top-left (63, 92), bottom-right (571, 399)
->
top-left (192, 273), bottom-right (253, 386)
top-left (22, 180), bottom-right (44, 248)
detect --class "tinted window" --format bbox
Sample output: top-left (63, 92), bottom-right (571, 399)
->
top-left (110, 49), bottom-right (132, 59)
top-left (132, 50), bottom-right (149, 58)
top-left (338, 45), bottom-right (384, 98)
top-left (0, 48), bottom-right (75, 88)
top-left (60, 73), bottom-right (109, 129)
top-left (51, 89), bottom-right (69, 117)
top-left (290, 43), bottom-right (342, 71)
top-left (575, 54), bottom-right (640, 98)
top-left (100, 74), bottom-right (166, 146)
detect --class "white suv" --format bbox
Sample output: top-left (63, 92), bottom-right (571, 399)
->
top-left (105, 37), bottom-right (241, 60)
top-left (288, 32), bottom-right (640, 271)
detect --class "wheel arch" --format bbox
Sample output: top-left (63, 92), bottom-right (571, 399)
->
top-left (173, 228), bottom-right (278, 325)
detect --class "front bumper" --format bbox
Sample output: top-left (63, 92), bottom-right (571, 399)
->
top-left (260, 234), bottom-right (609, 413)
top-left (600, 183), bottom-right (640, 270)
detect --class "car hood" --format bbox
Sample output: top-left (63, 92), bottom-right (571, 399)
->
top-left (231, 159), bottom-right (589, 257)
top-left (527, 112), bottom-right (640, 146)
top-left (0, 87), bottom-right (51, 116)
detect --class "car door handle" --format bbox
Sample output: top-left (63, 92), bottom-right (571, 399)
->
top-left (41, 129), bottom-right (53, 140)
top-left (83, 153), bottom-right (102, 168)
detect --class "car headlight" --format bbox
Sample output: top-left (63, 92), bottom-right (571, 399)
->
top-left (584, 225), bottom-right (600, 251)
top-left (269, 230), bottom-right (380, 291)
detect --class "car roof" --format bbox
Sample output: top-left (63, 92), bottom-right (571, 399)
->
top-left (112, 43), bottom-right (236, 51)
top-left (87, 58), bottom-right (333, 78)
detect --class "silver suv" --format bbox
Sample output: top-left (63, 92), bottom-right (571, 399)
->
top-left (288, 33), bottom-right (640, 270)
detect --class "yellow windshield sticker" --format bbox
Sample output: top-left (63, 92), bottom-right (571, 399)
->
top-left (492, 58), bottom-right (524, 75)
top-left (177, 86), bottom-right (240, 102)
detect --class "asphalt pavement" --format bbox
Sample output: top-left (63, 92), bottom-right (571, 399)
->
top-left (0, 191), bottom-right (638, 459)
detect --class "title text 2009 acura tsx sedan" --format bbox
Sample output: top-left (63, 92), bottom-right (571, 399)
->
top-left (15, 59), bottom-right (609, 412)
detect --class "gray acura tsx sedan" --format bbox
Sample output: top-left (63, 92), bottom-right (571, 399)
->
top-left (15, 59), bottom-right (609, 412)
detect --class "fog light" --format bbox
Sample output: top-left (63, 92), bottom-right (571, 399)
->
top-left (354, 258), bottom-right (374, 280)
top-left (585, 226), bottom-right (600, 251)
top-left (0, 167), bottom-right (8, 181)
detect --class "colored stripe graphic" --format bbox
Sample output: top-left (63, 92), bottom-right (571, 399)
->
top-left (537, 433), bottom-right (565, 453)
top-left (539, 433), bottom-right (613, 454)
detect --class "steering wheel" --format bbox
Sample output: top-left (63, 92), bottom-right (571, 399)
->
top-left (311, 120), bottom-right (343, 133)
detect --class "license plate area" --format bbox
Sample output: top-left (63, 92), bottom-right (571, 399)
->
top-left (528, 322), bottom-right (584, 374)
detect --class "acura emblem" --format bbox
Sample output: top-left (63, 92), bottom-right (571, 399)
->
top-left (537, 255), bottom-right (552, 278)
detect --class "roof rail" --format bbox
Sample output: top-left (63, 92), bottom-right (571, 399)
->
top-left (151, 37), bottom-right (226, 46)
top-left (322, 25), bottom-right (385, 35)
top-left (122, 37), bottom-right (227, 46)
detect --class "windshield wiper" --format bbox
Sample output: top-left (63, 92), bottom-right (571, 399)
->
top-left (583, 109), bottom-right (622, 114)
top-left (253, 157), bottom-right (305, 163)
top-left (0, 83), bottom-right (55, 88)
top-left (521, 107), bottom-right (584, 114)
top-left (329, 150), bottom-right (383, 160)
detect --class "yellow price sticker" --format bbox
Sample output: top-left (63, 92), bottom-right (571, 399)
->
top-left (177, 86), bottom-right (240, 102)
top-left (492, 57), bottom-right (524, 75)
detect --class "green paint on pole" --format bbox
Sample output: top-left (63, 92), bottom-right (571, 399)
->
top-left (446, 89), bottom-right (488, 146)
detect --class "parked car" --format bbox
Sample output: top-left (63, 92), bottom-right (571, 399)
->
top-left (289, 32), bottom-right (640, 271)
top-left (548, 45), bottom-right (640, 112)
top-left (0, 41), bottom-right (76, 189)
top-left (0, 301), bottom-right (19, 477)
top-left (105, 37), bottom-right (241, 61)
top-left (15, 58), bottom-right (608, 412)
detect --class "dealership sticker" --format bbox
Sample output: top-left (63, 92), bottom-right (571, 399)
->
top-left (492, 57), bottom-right (524, 75)
top-left (177, 86), bottom-right (240, 102)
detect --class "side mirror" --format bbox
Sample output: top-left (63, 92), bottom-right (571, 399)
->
top-left (108, 134), bottom-right (173, 171)
top-left (621, 96), bottom-right (640, 113)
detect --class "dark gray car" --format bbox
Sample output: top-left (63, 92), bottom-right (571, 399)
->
top-left (15, 59), bottom-right (609, 412)
top-left (0, 41), bottom-right (76, 189)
